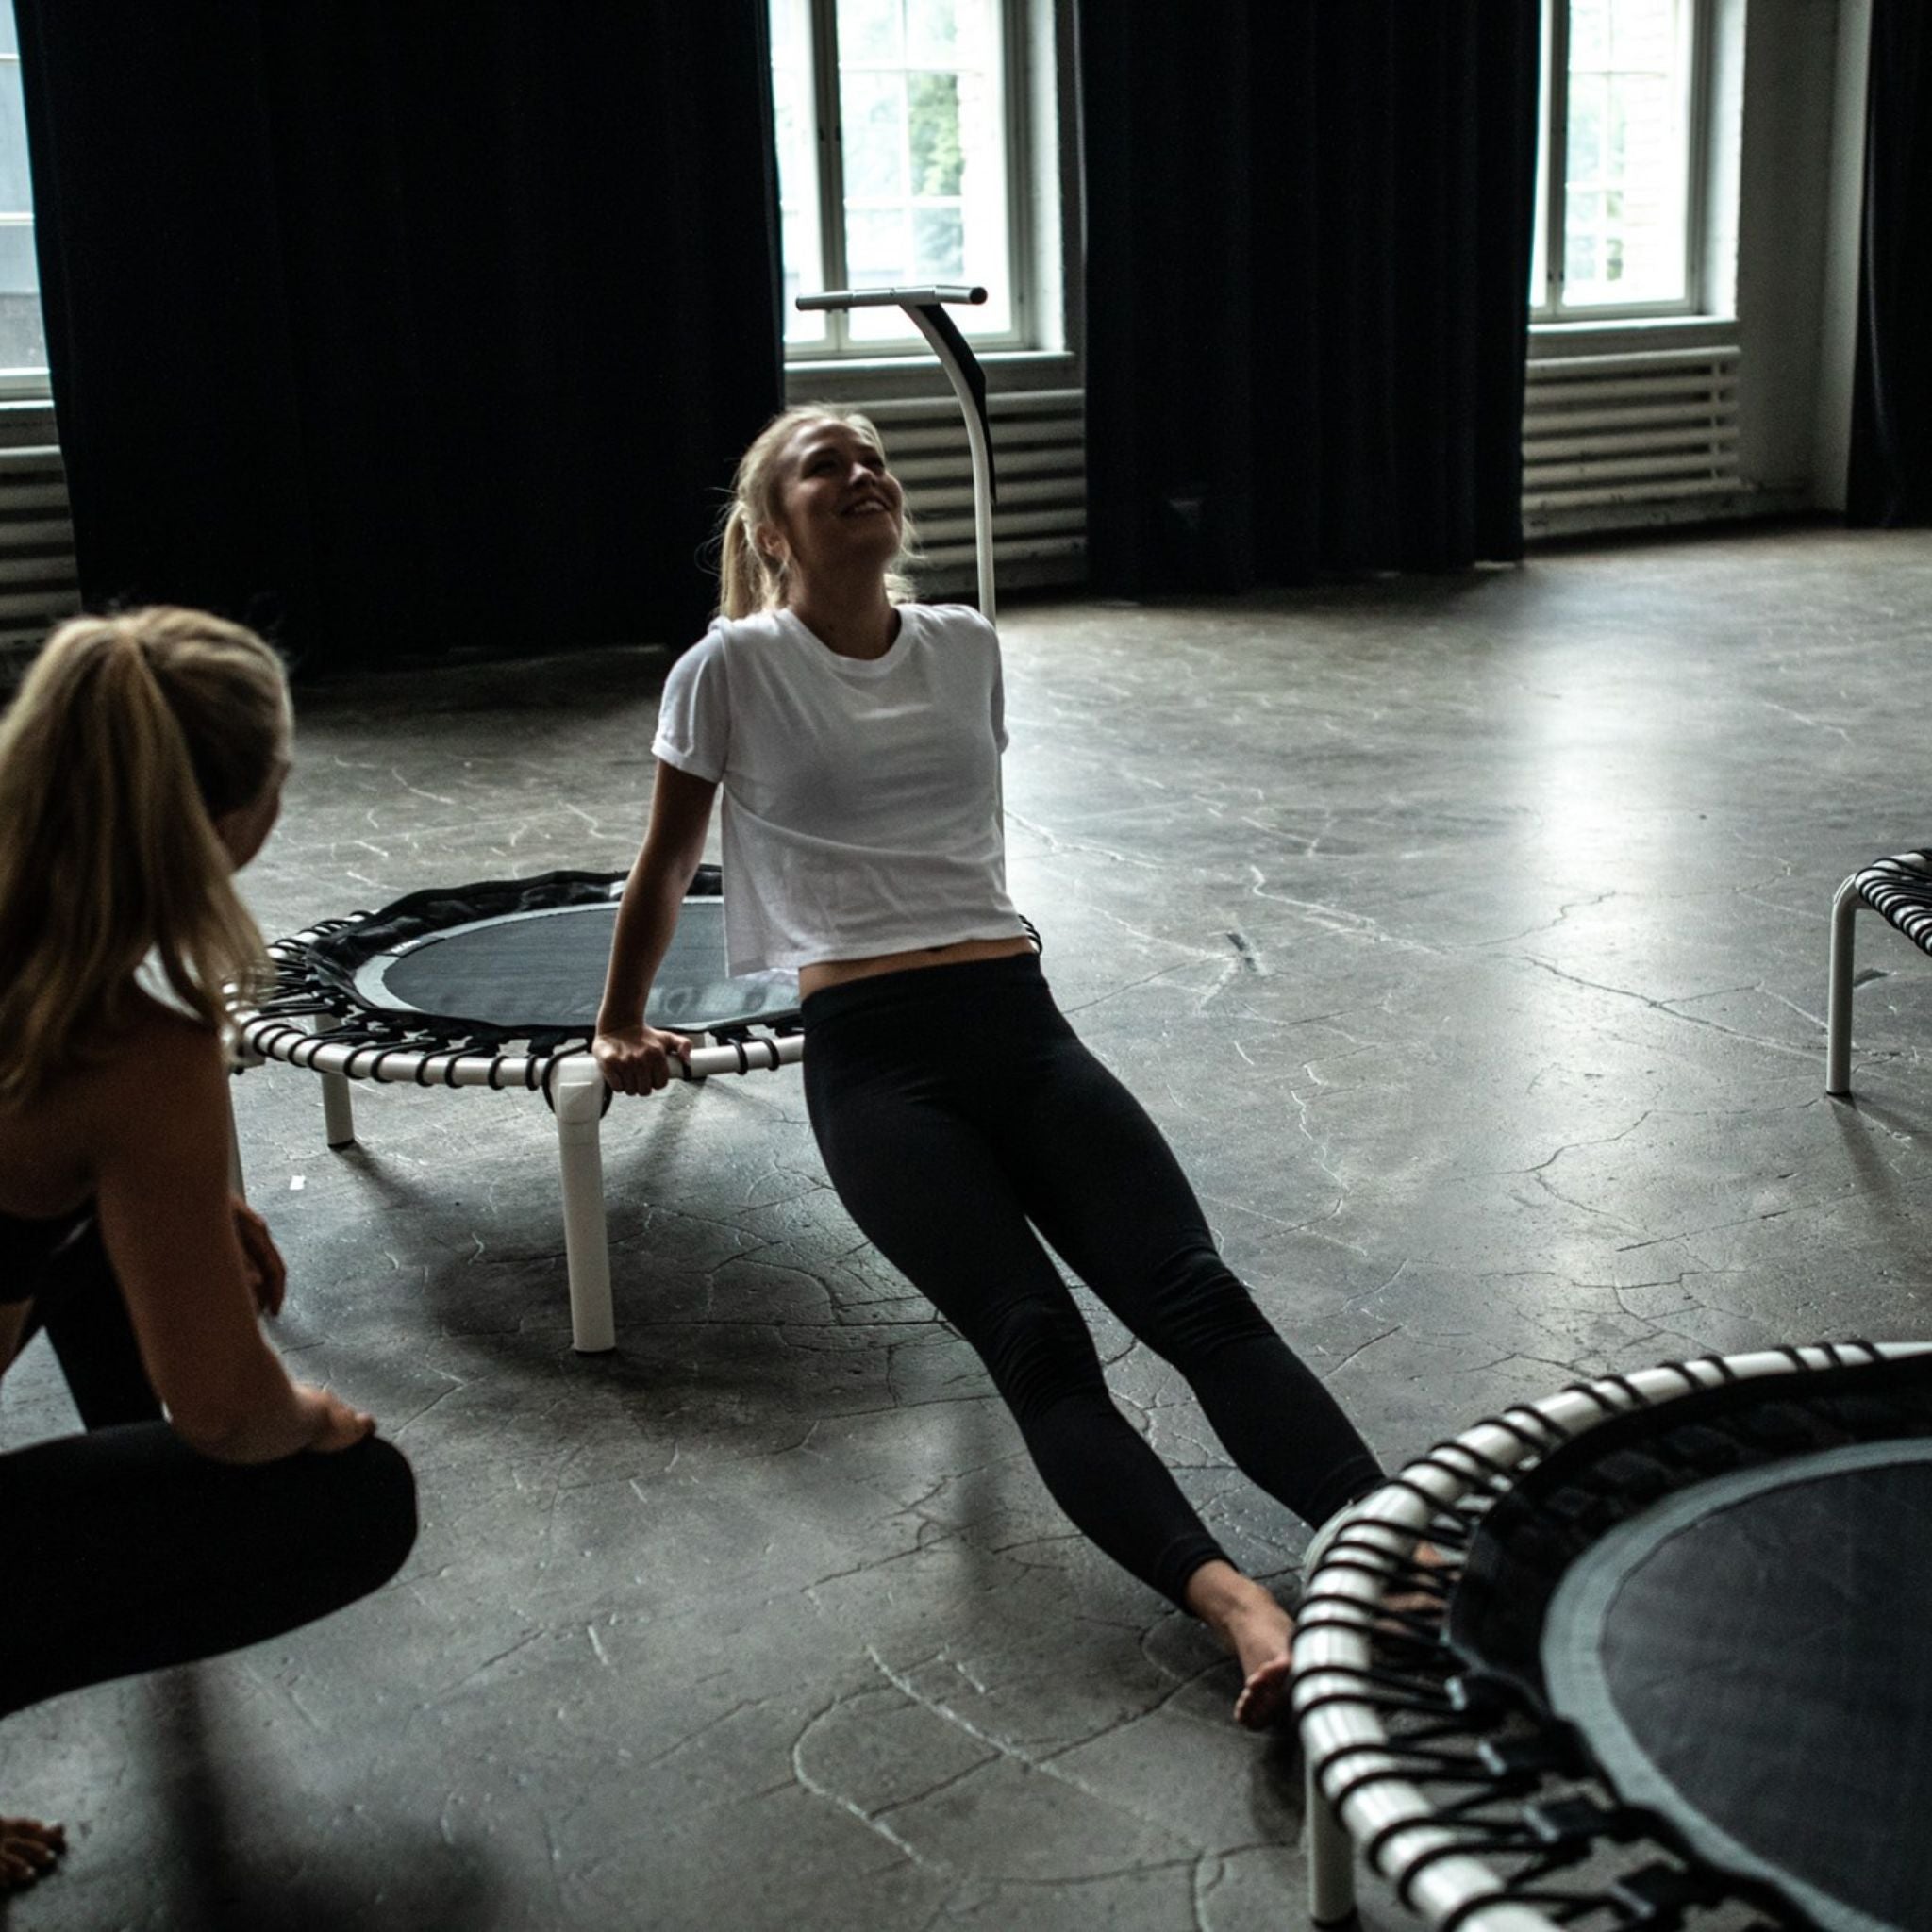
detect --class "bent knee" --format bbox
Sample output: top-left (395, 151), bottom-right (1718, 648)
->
top-left (319, 1435), bottom-right (419, 1594)
top-left (1141, 1252), bottom-right (1276, 1364)
top-left (975, 1294), bottom-right (1108, 1424)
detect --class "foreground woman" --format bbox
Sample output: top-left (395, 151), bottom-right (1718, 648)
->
top-left (596, 408), bottom-right (1389, 1725)
top-left (0, 609), bottom-right (417, 1889)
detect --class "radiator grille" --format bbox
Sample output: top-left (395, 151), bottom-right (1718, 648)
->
top-left (0, 398), bottom-right (78, 652)
top-left (1523, 343), bottom-right (1746, 538)
top-left (854, 388), bottom-right (1086, 596)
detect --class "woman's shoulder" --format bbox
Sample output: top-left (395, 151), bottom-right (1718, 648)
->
top-left (908, 600), bottom-right (995, 638)
top-left (74, 1002), bottom-right (229, 1174)
top-left (667, 611), bottom-right (791, 690)
top-left (698, 609), bottom-right (794, 657)
top-left (903, 601), bottom-right (999, 662)
top-left (83, 996), bottom-right (225, 1093)
top-left (0, 998), bottom-right (222, 1195)
top-left (5, 993), bottom-right (219, 1104)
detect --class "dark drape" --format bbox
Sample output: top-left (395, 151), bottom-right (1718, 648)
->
top-left (14, 4), bottom-right (782, 668)
top-left (1079, 3), bottom-right (1540, 594)
top-left (1848, 0), bottom-right (1932, 527)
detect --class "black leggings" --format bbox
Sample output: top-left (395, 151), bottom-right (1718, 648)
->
top-left (803, 954), bottom-right (1383, 1608)
top-left (1, 1221), bottom-right (418, 1720)
top-left (13, 1215), bottom-right (165, 1429)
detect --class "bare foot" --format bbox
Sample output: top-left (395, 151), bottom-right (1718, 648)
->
top-left (1, 1813), bottom-right (66, 1890)
top-left (1226, 1600), bottom-right (1298, 1731)
top-left (1184, 1559), bottom-right (1298, 1730)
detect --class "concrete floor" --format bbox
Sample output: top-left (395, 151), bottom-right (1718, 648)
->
top-left (4, 523), bottom-right (1930, 1930)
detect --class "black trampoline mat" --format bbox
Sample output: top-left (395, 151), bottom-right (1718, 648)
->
top-left (361, 900), bottom-right (797, 1033)
top-left (1543, 1441), bottom-right (1932, 1932)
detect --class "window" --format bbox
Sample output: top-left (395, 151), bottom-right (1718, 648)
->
top-left (1532, 0), bottom-right (1709, 320)
top-left (0, 6), bottom-right (46, 380)
top-left (770, 0), bottom-right (1030, 355)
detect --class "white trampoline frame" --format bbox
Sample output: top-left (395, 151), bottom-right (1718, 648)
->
top-left (1291, 1340), bottom-right (1932, 1932)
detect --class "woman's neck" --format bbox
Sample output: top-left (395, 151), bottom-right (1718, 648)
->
top-left (786, 576), bottom-right (898, 661)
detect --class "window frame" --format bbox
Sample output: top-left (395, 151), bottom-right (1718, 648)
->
top-left (0, 19), bottom-right (50, 395)
top-left (779, 0), bottom-right (1039, 360)
top-left (1532, 0), bottom-right (1717, 325)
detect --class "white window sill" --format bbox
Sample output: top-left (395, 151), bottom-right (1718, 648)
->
top-left (1529, 314), bottom-right (1740, 360)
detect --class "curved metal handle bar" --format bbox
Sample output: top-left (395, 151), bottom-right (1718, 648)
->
top-left (794, 284), bottom-right (987, 310)
top-left (796, 284), bottom-right (998, 624)
top-left (1291, 1341), bottom-right (1932, 1932)
top-left (233, 1012), bottom-right (804, 1092)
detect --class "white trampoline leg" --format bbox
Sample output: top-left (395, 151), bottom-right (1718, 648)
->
top-left (1827, 878), bottom-right (1861, 1098)
top-left (226, 1078), bottom-right (246, 1197)
top-left (310, 1017), bottom-right (358, 1146)
top-left (1307, 1759), bottom-right (1357, 1925)
top-left (321, 1071), bottom-right (358, 1148)
top-left (553, 1056), bottom-right (616, 1354)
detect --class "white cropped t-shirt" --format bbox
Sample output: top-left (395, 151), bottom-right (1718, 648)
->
top-left (651, 603), bottom-right (1028, 975)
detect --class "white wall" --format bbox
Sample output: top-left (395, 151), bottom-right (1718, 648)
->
top-left (1811, 0), bottom-right (1872, 511)
top-left (1731, 0), bottom-right (1849, 496)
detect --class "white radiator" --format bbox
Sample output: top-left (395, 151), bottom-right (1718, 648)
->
top-left (1522, 343), bottom-right (1748, 539)
top-left (851, 388), bottom-right (1087, 596)
top-left (0, 399), bottom-right (78, 652)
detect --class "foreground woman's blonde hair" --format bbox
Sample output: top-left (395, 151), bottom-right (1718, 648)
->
top-left (0, 607), bottom-right (290, 1107)
top-left (716, 404), bottom-right (918, 620)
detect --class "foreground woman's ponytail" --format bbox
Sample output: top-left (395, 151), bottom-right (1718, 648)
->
top-left (0, 608), bottom-right (290, 1107)
top-left (716, 405), bottom-right (917, 620)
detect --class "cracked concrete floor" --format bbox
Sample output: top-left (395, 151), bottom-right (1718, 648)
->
top-left (5, 523), bottom-right (1931, 1930)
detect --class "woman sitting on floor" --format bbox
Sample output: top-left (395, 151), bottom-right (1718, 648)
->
top-left (594, 407), bottom-right (1391, 1727)
top-left (0, 608), bottom-right (417, 1892)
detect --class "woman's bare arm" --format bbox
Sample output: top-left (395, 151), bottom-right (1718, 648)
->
top-left (88, 1017), bottom-right (370, 1461)
top-left (593, 760), bottom-right (719, 1094)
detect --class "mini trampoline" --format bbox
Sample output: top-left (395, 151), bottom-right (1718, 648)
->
top-left (232, 284), bottom-right (1003, 1353)
top-left (1291, 1340), bottom-right (1932, 1932)
top-left (233, 864), bottom-right (802, 1351)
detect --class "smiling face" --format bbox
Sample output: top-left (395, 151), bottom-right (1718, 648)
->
top-left (760, 417), bottom-right (907, 592)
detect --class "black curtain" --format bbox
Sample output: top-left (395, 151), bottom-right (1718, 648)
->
top-left (1848, 0), bottom-right (1932, 527)
top-left (1080, 3), bottom-right (1540, 594)
top-left (14, 4), bottom-right (782, 669)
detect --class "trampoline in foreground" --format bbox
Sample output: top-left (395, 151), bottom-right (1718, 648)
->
top-left (1291, 1340), bottom-right (1932, 1932)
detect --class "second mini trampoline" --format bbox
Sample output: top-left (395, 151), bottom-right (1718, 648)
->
top-left (1291, 1339), bottom-right (1932, 1932)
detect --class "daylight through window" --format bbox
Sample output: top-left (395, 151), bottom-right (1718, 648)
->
top-left (0, 6), bottom-right (46, 376)
top-left (1534, 0), bottom-right (1703, 319)
top-left (772, 0), bottom-right (1021, 354)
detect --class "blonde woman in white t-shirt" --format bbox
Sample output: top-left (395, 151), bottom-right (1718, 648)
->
top-left (595, 408), bottom-right (1387, 1727)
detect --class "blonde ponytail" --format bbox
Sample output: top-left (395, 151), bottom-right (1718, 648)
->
top-left (717, 499), bottom-right (781, 622)
top-left (0, 608), bottom-right (291, 1107)
top-left (715, 405), bottom-right (918, 621)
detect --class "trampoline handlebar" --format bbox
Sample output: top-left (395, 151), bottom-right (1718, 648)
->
top-left (794, 285), bottom-right (987, 310)
top-left (793, 284), bottom-right (999, 624)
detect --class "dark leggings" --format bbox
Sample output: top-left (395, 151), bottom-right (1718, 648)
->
top-left (1, 1221), bottom-right (418, 1719)
top-left (803, 954), bottom-right (1383, 1608)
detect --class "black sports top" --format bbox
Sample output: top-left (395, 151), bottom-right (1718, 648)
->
top-left (0, 1202), bottom-right (96, 1303)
